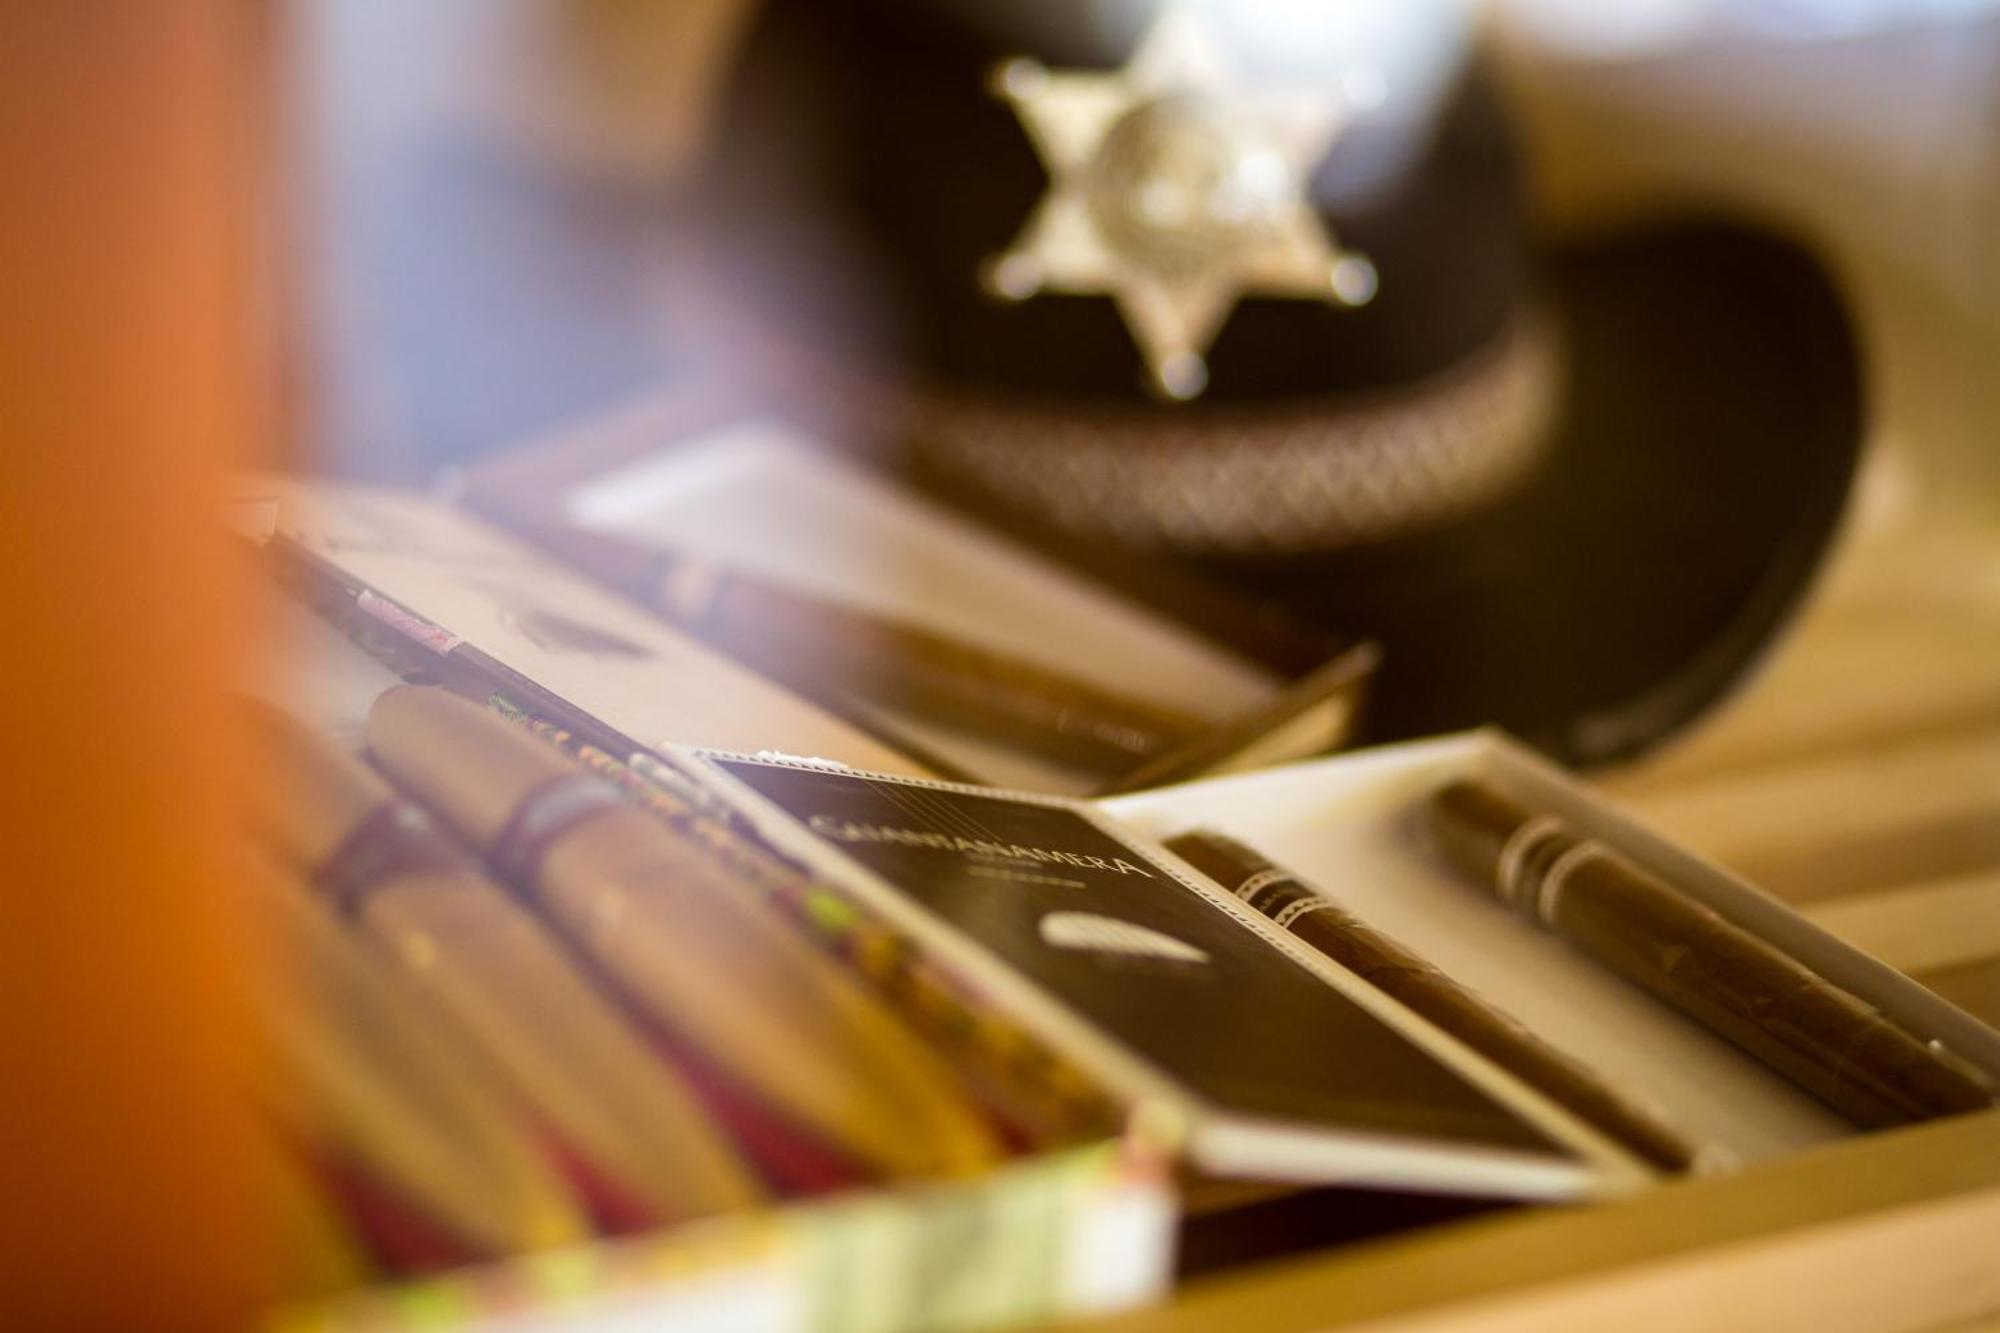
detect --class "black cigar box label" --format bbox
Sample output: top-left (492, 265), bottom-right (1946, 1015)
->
top-left (706, 756), bottom-right (1566, 1157)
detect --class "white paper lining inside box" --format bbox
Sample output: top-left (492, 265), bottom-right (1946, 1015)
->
top-left (1102, 731), bottom-right (2000, 1166)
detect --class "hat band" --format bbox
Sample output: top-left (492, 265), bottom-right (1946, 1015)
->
top-left (902, 310), bottom-right (1560, 555)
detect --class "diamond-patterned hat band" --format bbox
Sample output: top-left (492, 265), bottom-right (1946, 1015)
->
top-left (905, 312), bottom-right (1561, 555)
top-left (986, 7), bottom-right (1378, 401)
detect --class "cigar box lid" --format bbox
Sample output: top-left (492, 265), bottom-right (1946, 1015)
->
top-left (459, 402), bottom-right (1375, 796)
top-left (679, 749), bottom-right (1651, 1202)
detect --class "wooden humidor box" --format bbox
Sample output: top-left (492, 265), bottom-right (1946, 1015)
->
top-left (261, 482), bottom-right (2000, 1331)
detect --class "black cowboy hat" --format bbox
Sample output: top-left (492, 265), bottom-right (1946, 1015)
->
top-left (687, 0), bottom-right (1863, 768)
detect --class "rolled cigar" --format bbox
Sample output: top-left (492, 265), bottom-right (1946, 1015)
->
top-left (1427, 781), bottom-right (1999, 1128)
top-left (252, 856), bottom-right (589, 1259)
top-left (521, 521), bottom-right (1205, 771)
top-left (366, 685), bottom-right (1002, 1179)
top-left (1165, 829), bottom-right (1705, 1173)
top-left (244, 701), bottom-right (763, 1222)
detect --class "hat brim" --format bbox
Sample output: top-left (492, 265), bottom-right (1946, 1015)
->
top-left (1188, 218), bottom-right (1865, 767)
top-left (896, 217), bottom-right (1863, 768)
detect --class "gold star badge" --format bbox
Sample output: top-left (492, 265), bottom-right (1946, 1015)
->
top-left (985, 8), bottom-right (1377, 401)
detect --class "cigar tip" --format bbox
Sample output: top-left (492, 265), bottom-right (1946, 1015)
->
top-left (364, 683), bottom-right (467, 774)
top-left (371, 680), bottom-right (431, 713)
top-left (1428, 778), bottom-right (1484, 817)
top-left (1428, 779), bottom-right (1530, 834)
top-left (237, 694), bottom-right (396, 845)
top-left (367, 682), bottom-right (464, 739)
top-left (234, 694), bottom-right (298, 763)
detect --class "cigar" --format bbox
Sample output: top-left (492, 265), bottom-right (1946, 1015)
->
top-left (521, 521), bottom-right (1204, 772)
top-left (244, 701), bottom-right (765, 1222)
top-left (1426, 781), bottom-right (2000, 1128)
top-left (366, 685), bottom-right (1002, 1179)
top-left (1165, 829), bottom-right (1705, 1173)
top-left (251, 856), bottom-right (590, 1259)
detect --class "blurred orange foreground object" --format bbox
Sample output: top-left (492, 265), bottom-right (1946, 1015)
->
top-left (0, 6), bottom-right (272, 1329)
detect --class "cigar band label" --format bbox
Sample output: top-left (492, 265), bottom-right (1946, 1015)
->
top-left (490, 774), bottom-right (629, 884)
top-left (1536, 840), bottom-right (1607, 928)
top-left (315, 801), bottom-right (467, 913)
top-left (1497, 815), bottom-right (1565, 908)
top-left (1226, 866), bottom-right (1336, 930)
top-left (1270, 896), bottom-right (1336, 931)
top-left (1229, 867), bottom-right (1291, 906)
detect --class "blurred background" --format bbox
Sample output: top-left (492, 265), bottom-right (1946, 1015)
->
top-left (293, 0), bottom-right (2000, 492)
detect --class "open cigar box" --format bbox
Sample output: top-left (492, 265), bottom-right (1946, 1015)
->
top-left (253, 529), bottom-right (1178, 1332)
top-left (251, 479), bottom-right (2000, 1332)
